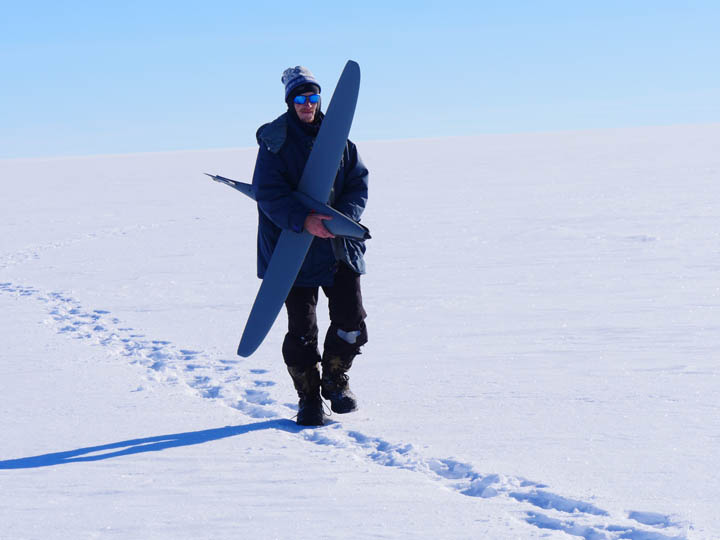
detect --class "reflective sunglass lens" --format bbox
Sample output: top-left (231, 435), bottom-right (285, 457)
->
top-left (293, 94), bottom-right (320, 104)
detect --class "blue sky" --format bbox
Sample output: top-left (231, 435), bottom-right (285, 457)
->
top-left (1, 1), bottom-right (719, 158)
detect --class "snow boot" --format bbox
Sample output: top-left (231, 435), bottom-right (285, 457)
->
top-left (321, 353), bottom-right (357, 414)
top-left (287, 364), bottom-right (325, 426)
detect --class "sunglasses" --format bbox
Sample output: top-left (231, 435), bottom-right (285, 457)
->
top-left (293, 94), bottom-right (320, 105)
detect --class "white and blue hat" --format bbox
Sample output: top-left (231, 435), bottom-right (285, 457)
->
top-left (282, 66), bottom-right (321, 103)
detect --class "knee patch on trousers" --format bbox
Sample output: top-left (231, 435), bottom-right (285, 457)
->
top-left (324, 322), bottom-right (368, 357)
top-left (282, 333), bottom-right (321, 369)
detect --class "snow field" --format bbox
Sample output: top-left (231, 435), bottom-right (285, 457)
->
top-left (2, 124), bottom-right (719, 538)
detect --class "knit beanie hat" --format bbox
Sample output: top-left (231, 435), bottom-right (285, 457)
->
top-left (282, 66), bottom-right (321, 103)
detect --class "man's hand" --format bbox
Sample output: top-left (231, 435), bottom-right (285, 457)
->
top-left (304, 212), bottom-right (335, 238)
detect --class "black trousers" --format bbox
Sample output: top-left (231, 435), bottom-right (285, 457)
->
top-left (282, 263), bottom-right (367, 368)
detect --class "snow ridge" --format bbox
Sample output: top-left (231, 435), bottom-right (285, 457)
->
top-left (0, 281), bottom-right (690, 540)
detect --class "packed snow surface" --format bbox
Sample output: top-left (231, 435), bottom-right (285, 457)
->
top-left (2, 124), bottom-right (719, 539)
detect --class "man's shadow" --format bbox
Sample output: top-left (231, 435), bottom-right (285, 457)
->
top-left (0, 419), bottom-right (303, 470)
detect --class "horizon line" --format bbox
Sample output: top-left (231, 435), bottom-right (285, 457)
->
top-left (2, 121), bottom-right (719, 162)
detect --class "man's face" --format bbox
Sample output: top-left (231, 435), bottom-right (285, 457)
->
top-left (294, 92), bottom-right (318, 123)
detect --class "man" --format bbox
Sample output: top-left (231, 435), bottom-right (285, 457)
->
top-left (251, 66), bottom-right (369, 426)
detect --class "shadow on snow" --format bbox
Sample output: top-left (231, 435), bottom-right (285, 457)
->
top-left (0, 419), bottom-right (302, 469)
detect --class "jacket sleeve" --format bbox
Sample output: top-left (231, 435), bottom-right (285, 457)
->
top-left (251, 145), bottom-right (309, 233)
top-left (333, 142), bottom-right (369, 222)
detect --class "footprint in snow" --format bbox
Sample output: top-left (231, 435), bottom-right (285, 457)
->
top-left (628, 511), bottom-right (681, 529)
top-left (244, 389), bottom-right (275, 406)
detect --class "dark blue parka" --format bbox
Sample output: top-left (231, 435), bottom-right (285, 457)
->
top-left (251, 110), bottom-right (369, 287)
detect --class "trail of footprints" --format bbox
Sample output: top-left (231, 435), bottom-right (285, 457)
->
top-left (0, 223), bottom-right (165, 271)
top-left (0, 282), bottom-right (278, 420)
top-left (0, 281), bottom-right (689, 540)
